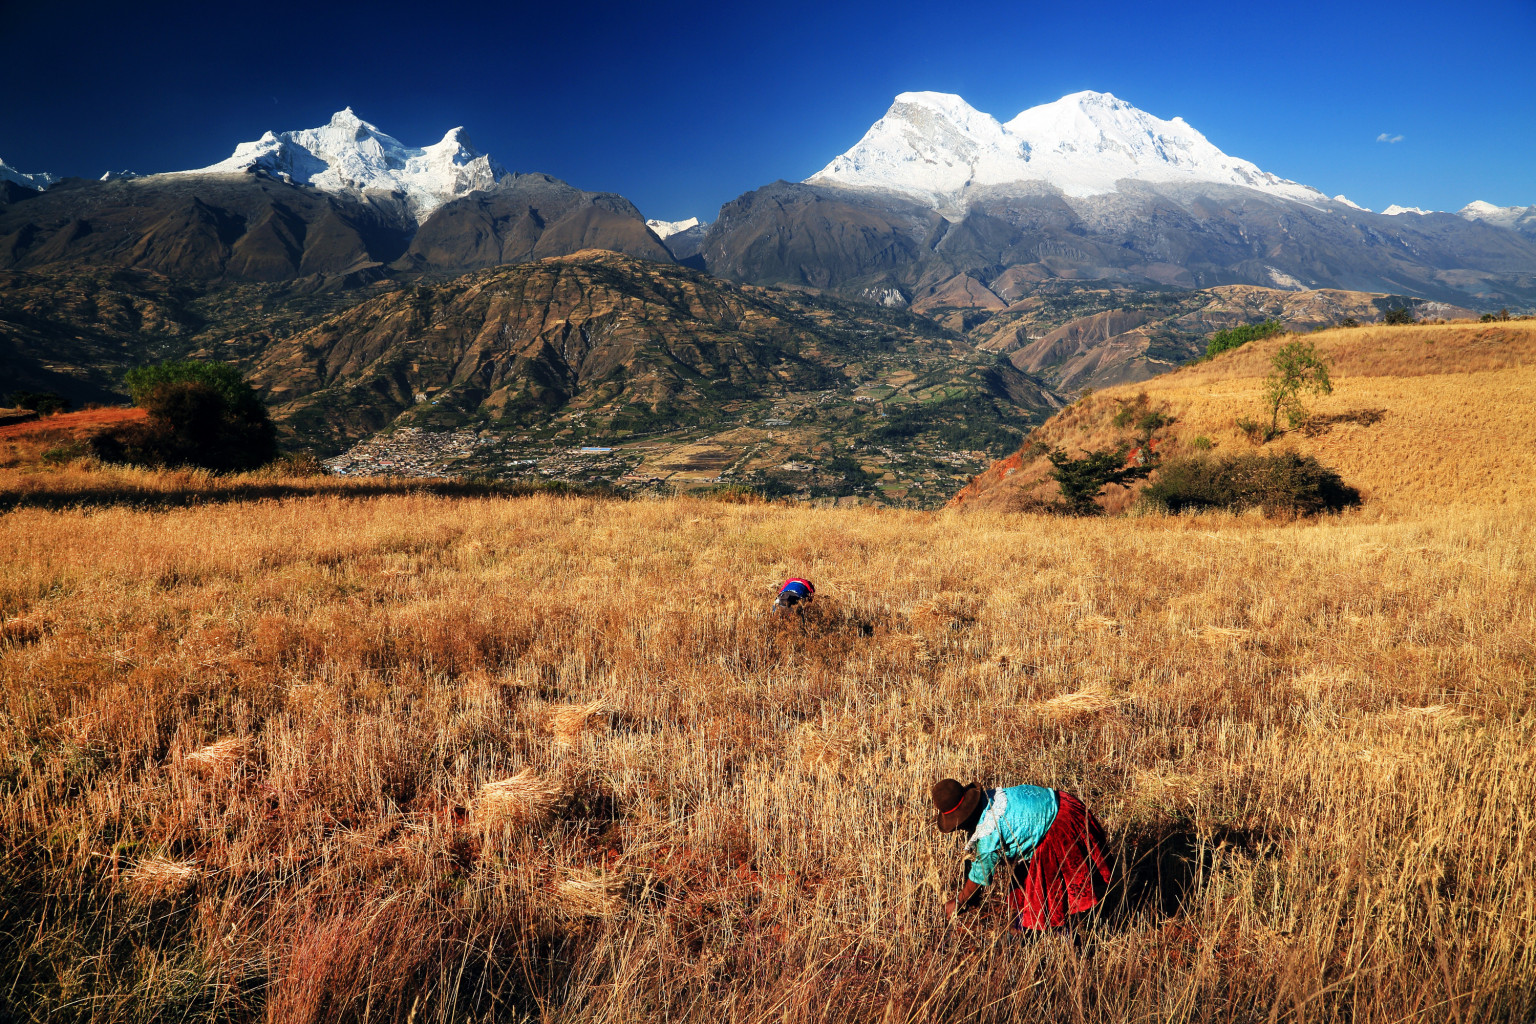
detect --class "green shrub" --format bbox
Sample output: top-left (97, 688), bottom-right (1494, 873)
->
top-left (1205, 319), bottom-right (1285, 359)
top-left (103, 361), bottom-right (277, 472)
top-left (268, 451), bottom-right (327, 477)
top-left (700, 483), bottom-right (768, 505)
top-left (11, 391), bottom-right (71, 416)
top-left (1381, 307), bottom-right (1416, 325)
top-left (1110, 393), bottom-right (1175, 440)
top-left (40, 439), bottom-right (93, 465)
top-left (1143, 451), bottom-right (1360, 516)
top-left (1190, 435), bottom-right (1213, 451)
top-left (1234, 417), bottom-right (1265, 444)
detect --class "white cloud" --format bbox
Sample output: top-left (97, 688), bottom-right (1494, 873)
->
top-left (1376, 132), bottom-right (1405, 144)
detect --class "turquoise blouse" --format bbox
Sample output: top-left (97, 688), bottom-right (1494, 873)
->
top-left (965, 785), bottom-right (1060, 886)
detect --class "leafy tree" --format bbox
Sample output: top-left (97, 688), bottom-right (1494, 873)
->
top-left (1205, 319), bottom-right (1285, 359)
top-left (11, 391), bottom-right (71, 415)
top-left (1047, 445), bottom-right (1153, 515)
top-left (1264, 340), bottom-right (1333, 439)
top-left (107, 360), bottom-right (277, 471)
top-left (1381, 307), bottom-right (1416, 325)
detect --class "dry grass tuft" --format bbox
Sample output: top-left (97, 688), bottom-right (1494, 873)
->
top-left (1199, 625), bottom-right (1253, 644)
top-left (1037, 686), bottom-right (1120, 716)
top-left (183, 737), bottom-right (251, 775)
top-left (474, 768), bottom-right (563, 825)
top-left (1397, 703), bottom-right (1466, 721)
top-left (123, 857), bottom-right (200, 898)
top-left (555, 873), bottom-right (629, 918)
top-left (546, 700), bottom-right (613, 746)
top-left (797, 725), bottom-right (860, 767)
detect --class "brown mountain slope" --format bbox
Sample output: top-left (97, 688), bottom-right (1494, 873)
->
top-left (950, 321), bottom-right (1536, 516)
top-left (959, 285), bottom-right (1471, 392)
top-left (250, 249), bottom-right (1059, 458)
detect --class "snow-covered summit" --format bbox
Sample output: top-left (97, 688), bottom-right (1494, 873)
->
top-left (1333, 195), bottom-right (1370, 212)
top-left (646, 217), bottom-right (701, 239)
top-left (0, 158), bottom-right (58, 191)
top-left (1458, 200), bottom-right (1534, 229)
top-left (807, 90), bottom-right (1327, 208)
top-left (185, 108), bottom-right (507, 221)
top-left (1382, 204), bottom-right (1429, 216)
top-left (100, 170), bottom-right (141, 182)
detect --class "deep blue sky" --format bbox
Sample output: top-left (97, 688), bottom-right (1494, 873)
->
top-left (3, 0), bottom-right (1532, 222)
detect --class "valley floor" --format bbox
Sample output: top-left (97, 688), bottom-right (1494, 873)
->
top-left (2, 485), bottom-right (1533, 1022)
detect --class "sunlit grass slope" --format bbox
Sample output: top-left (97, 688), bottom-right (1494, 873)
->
top-left (952, 321), bottom-right (1536, 513)
top-left (2, 485), bottom-right (1533, 1022)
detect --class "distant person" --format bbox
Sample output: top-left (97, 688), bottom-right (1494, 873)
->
top-left (932, 778), bottom-right (1112, 933)
top-left (773, 577), bottom-right (815, 614)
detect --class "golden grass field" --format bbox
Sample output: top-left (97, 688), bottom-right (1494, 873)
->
top-left (2, 323), bottom-right (1534, 1022)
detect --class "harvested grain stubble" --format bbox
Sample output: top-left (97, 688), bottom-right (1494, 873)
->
top-left (4, 460), bottom-right (1536, 1024)
top-left (474, 767), bottom-right (564, 825)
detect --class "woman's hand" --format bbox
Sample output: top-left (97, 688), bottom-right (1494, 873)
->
top-left (944, 897), bottom-right (959, 918)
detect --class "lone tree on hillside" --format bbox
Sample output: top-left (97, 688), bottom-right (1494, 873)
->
top-left (1047, 445), bottom-right (1154, 515)
top-left (1382, 307), bottom-right (1416, 325)
top-left (1264, 339), bottom-right (1333, 440)
top-left (104, 360), bottom-right (277, 471)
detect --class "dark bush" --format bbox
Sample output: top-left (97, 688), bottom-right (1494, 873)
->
top-left (1381, 307), bottom-right (1416, 325)
top-left (100, 361), bottom-right (277, 472)
top-left (11, 391), bottom-right (71, 416)
top-left (1143, 451), bottom-right (1361, 516)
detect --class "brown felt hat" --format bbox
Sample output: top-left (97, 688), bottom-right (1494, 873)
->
top-left (932, 778), bottom-right (981, 833)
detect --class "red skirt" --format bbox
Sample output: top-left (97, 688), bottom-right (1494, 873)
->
top-left (1006, 791), bottom-right (1113, 931)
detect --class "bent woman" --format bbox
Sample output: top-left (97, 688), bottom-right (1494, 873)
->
top-left (932, 778), bottom-right (1113, 932)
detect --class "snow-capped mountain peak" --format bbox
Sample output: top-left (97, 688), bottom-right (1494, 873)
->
top-left (646, 217), bottom-right (701, 239)
top-left (807, 90), bottom-right (1327, 208)
top-left (1458, 200), bottom-right (1534, 229)
top-left (0, 158), bottom-right (58, 191)
top-left (185, 109), bottom-right (507, 221)
top-left (1382, 205), bottom-right (1429, 216)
